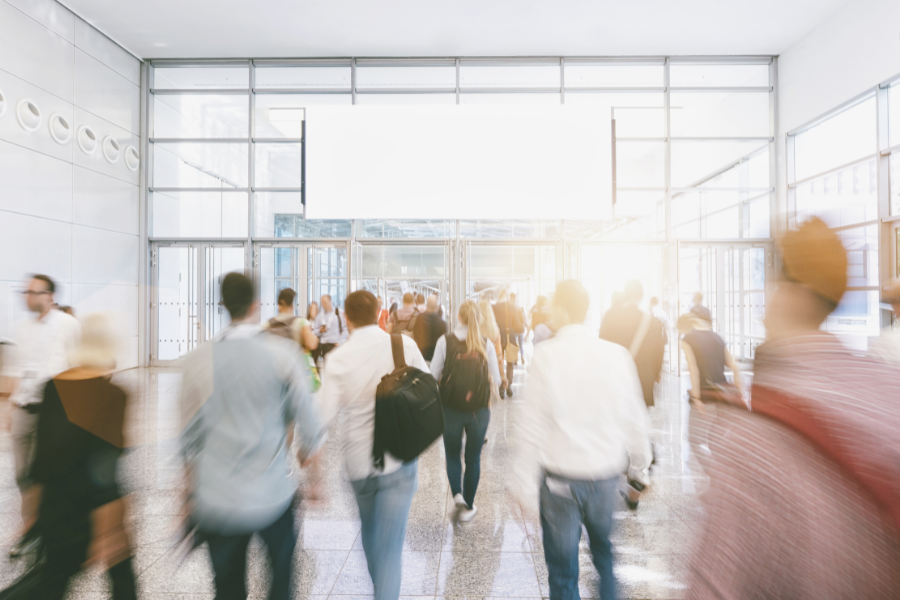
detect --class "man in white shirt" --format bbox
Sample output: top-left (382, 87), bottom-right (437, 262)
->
top-left (317, 290), bottom-right (428, 600)
top-left (511, 280), bottom-right (651, 600)
top-left (312, 294), bottom-right (346, 365)
top-left (1, 275), bottom-right (81, 556)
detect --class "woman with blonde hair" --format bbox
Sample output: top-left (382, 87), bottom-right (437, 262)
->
top-left (4, 313), bottom-right (138, 599)
top-left (430, 300), bottom-right (503, 522)
top-left (477, 298), bottom-right (509, 395)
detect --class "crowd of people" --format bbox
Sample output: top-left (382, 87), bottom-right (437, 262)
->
top-left (1, 216), bottom-right (899, 599)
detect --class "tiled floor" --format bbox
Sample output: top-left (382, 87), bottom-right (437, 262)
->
top-left (0, 365), bottom-right (702, 599)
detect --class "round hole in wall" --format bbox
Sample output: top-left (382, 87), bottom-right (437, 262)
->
top-left (49, 113), bottom-right (71, 144)
top-left (102, 136), bottom-right (120, 163)
top-left (124, 145), bottom-right (140, 171)
top-left (77, 125), bottom-right (97, 154)
top-left (0, 90), bottom-right (7, 118)
top-left (16, 98), bottom-right (42, 133)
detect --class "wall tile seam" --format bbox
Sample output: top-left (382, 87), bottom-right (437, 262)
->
top-left (0, 136), bottom-right (75, 166)
top-left (0, 66), bottom-right (76, 110)
top-left (0, 137), bottom-right (139, 188)
top-left (75, 47), bottom-right (141, 91)
top-left (2, 0), bottom-right (75, 47)
top-left (0, 207), bottom-right (139, 237)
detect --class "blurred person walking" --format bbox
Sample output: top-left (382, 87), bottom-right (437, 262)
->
top-left (312, 294), bottom-right (345, 365)
top-left (512, 280), bottom-right (652, 600)
top-left (376, 295), bottom-right (390, 332)
top-left (477, 299), bottom-right (509, 397)
top-left (648, 297), bottom-right (669, 346)
top-left (509, 293), bottom-right (528, 365)
top-left (430, 300), bottom-right (503, 522)
top-left (179, 273), bottom-right (326, 600)
top-left (492, 289), bottom-right (517, 397)
top-left (263, 288), bottom-right (320, 391)
top-left (413, 294), bottom-right (448, 362)
top-left (529, 296), bottom-right (551, 334)
top-left (307, 300), bottom-right (319, 322)
top-left (386, 292), bottom-right (419, 337)
top-left (1, 274), bottom-right (81, 558)
top-left (599, 280), bottom-right (665, 408)
top-left (317, 290), bottom-right (429, 600)
top-left (415, 293), bottom-right (427, 314)
top-left (1, 313), bottom-right (137, 599)
top-left (687, 218), bottom-right (900, 599)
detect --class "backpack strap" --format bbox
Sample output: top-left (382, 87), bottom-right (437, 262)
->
top-left (390, 333), bottom-right (405, 370)
top-left (442, 334), bottom-right (459, 383)
top-left (336, 308), bottom-right (343, 334)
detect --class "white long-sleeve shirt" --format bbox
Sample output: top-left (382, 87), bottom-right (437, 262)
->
top-left (313, 309), bottom-right (346, 344)
top-left (429, 325), bottom-right (502, 387)
top-left (511, 324), bottom-right (651, 497)
top-left (2, 309), bottom-right (81, 407)
top-left (317, 325), bottom-right (428, 481)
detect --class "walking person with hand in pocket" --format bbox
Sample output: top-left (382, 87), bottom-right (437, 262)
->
top-left (430, 300), bottom-right (503, 522)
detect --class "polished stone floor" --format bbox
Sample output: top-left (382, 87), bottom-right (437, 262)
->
top-left (0, 361), bottom-right (704, 599)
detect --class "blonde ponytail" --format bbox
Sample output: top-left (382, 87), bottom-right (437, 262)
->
top-left (458, 300), bottom-right (489, 362)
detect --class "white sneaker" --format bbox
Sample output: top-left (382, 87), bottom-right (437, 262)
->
top-left (458, 504), bottom-right (478, 522)
top-left (453, 493), bottom-right (466, 507)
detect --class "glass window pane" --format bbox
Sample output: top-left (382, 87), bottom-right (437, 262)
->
top-left (153, 94), bottom-right (249, 138)
top-left (459, 93), bottom-right (560, 105)
top-left (794, 96), bottom-right (876, 181)
top-left (565, 93), bottom-right (664, 137)
top-left (839, 224), bottom-right (878, 288)
top-left (744, 195), bottom-right (771, 238)
top-left (362, 245), bottom-right (446, 278)
top-left (359, 219), bottom-right (456, 238)
top-left (255, 94), bottom-right (350, 139)
top-left (255, 143), bottom-right (302, 188)
top-left (153, 143), bottom-right (248, 188)
top-left (794, 158), bottom-right (877, 228)
top-left (253, 192), bottom-right (352, 238)
top-left (606, 191), bottom-right (665, 239)
top-left (669, 64), bottom-right (769, 88)
top-left (891, 151), bottom-right (900, 215)
top-left (254, 65), bottom-right (351, 89)
top-left (458, 220), bottom-right (562, 238)
top-left (616, 141), bottom-right (665, 187)
top-left (889, 81), bottom-right (900, 147)
top-left (824, 290), bottom-right (880, 351)
top-left (315, 247), bottom-right (347, 277)
top-left (459, 63), bottom-right (559, 89)
top-left (154, 67), bottom-right (248, 89)
top-left (355, 94), bottom-right (457, 105)
top-left (670, 92), bottom-right (769, 137)
top-left (151, 191), bottom-right (248, 237)
top-left (689, 148), bottom-right (770, 189)
top-left (356, 64), bottom-right (456, 89)
top-left (671, 140), bottom-right (768, 188)
top-left (564, 63), bottom-right (663, 88)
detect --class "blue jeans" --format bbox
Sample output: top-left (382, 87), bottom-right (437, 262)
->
top-left (540, 474), bottom-right (618, 600)
top-left (205, 505), bottom-right (296, 600)
top-left (351, 460), bottom-right (418, 600)
top-left (442, 406), bottom-right (491, 509)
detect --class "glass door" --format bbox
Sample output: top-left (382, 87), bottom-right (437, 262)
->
top-left (256, 242), bottom-right (351, 322)
top-left (151, 242), bottom-right (246, 364)
top-left (677, 242), bottom-right (768, 364)
top-left (463, 242), bottom-right (559, 312)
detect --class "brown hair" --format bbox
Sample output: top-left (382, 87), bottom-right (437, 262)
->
top-left (222, 272), bottom-right (254, 319)
top-left (344, 290), bottom-right (379, 327)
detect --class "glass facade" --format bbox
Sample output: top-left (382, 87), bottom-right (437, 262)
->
top-left (148, 57), bottom-right (775, 363)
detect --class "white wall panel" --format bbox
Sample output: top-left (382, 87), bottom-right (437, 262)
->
top-left (71, 283), bottom-right (138, 337)
top-left (0, 70), bottom-right (74, 163)
top-left (72, 107), bottom-right (140, 185)
top-left (74, 49), bottom-right (140, 135)
top-left (0, 210), bottom-right (72, 282)
top-left (0, 1), bottom-right (74, 102)
top-left (73, 166), bottom-right (138, 235)
top-left (0, 139), bottom-right (73, 221)
top-left (74, 17), bottom-right (139, 85)
top-left (114, 336), bottom-right (138, 370)
top-left (4, 0), bottom-right (75, 42)
top-left (71, 225), bottom-right (138, 286)
top-left (0, 281), bottom-right (12, 339)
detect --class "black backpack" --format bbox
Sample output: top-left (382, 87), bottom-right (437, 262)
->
top-left (439, 334), bottom-right (491, 412)
top-left (373, 334), bottom-right (444, 469)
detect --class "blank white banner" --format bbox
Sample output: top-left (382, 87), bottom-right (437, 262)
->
top-left (305, 105), bottom-right (611, 220)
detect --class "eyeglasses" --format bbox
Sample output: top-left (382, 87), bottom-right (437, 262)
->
top-left (20, 291), bottom-right (49, 296)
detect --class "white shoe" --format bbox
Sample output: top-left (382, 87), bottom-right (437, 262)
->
top-left (453, 493), bottom-right (466, 507)
top-left (458, 504), bottom-right (478, 522)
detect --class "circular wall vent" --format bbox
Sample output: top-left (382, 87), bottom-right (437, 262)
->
top-left (49, 113), bottom-right (71, 144)
top-left (102, 136), bottom-right (120, 163)
top-left (77, 125), bottom-right (97, 154)
top-left (124, 145), bottom-right (140, 171)
top-left (0, 89), bottom-right (7, 118)
top-left (16, 98), bottom-right (41, 132)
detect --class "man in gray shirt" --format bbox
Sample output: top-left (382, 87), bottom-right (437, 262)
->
top-left (179, 272), bottom-right (325, 600)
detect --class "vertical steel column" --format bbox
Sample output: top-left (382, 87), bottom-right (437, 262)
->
top-left (140, 62), bottom-right (151, 365)
top-left (876, 82), bottom-right (892, 326)
top-left (248, 61), bottom-right (256, 296)
top-left (351, 58), bottom-right (357, 105)
top-left (455, 58), bottom-right (460, 105)
top-left (560, 58), bottom-right (565, 105)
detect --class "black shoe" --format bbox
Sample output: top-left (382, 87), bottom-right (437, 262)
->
top-left (507, 387), bottom-right (514, 398)
top-left (619, 488), bottom-right (639, 511)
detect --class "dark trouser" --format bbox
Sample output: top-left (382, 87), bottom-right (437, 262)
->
top-left (506, 361), bottom-right (515, 390)
top-left (205, 506), bottom-right (296, 600)
top-left (540, 473), bottom-right (618, 600)
top-left (442, 406), bottom-right (491, 509)
top-left (312, 343), bottom-right (337, 366)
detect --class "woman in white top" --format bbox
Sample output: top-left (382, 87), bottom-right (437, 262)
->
top-left (430, 301), bottom-right (502, 522)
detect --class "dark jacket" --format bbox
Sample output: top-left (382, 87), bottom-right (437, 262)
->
top-left (414, 312), bottom-right (448, 362)
top-left (599, 304), bottom-right (665, 407)
top-left (492, 301), bottom-right (511, 348)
